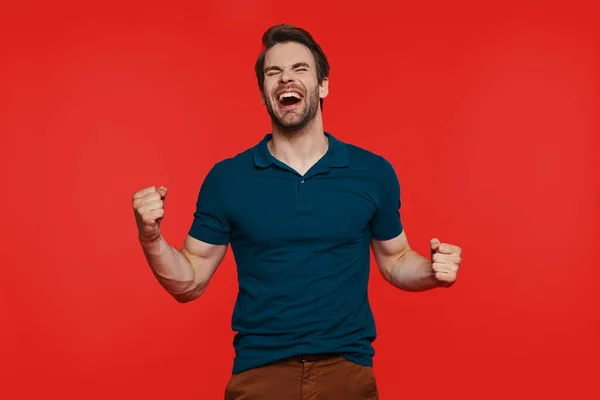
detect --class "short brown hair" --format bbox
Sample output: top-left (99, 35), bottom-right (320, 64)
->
top-left (255, 24), bottom-right (330, 110)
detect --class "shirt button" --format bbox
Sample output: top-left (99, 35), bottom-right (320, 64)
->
top-left (301, 180), bottom-right (305, 183)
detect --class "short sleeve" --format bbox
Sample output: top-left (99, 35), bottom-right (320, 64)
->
top-left (369, 158), bottom-right (403, 241)
top-left (188, 164), bottom-right (231, 245)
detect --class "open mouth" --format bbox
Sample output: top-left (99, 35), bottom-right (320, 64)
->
top-left (277, 91), bottom-right (303, 108)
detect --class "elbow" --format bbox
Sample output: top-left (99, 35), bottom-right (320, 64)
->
top-left (173, 294), bottom-right (194, 303)
top-left (171, 283), bottom-right (207, 304)
top-left (172, 292), bottom-right (199, 304)
top-left (174, 297), bottom-right (194, 304)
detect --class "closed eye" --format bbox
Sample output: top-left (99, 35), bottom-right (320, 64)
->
top-left (264, 63), bottom-right (310, 77)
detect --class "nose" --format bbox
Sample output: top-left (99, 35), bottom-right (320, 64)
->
top-left (279, 67), bottom-right (294, 84)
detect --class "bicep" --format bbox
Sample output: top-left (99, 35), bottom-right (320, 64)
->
top-left (180, 234), bottom-right (228, 284)
top-left (371, 230), bottom-right (411, 279)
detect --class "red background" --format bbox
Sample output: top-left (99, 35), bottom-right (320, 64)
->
top-left (1, 1), bottom-right (599, 399)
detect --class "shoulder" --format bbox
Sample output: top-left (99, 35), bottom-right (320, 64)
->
top-left (337, 140), bottom-right (400, 198)
top-left (206, 146), bottom-right (256, 179)
top-left (196, 146), bottom-right (256, 203)
top-left (344, 142), bottom-right (398, 176)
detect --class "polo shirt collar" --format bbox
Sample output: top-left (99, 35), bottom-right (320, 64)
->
top-left (253, 131), bottom-right (349, 169)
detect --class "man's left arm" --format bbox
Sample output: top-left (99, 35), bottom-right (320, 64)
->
top-left (368, 157), bottom-right (462, 291)
top-left (371, 232), bottom-right (462, 292)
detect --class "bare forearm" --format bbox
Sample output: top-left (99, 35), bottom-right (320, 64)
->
top-left (388, 249), bottom-right (442, 292)
top-left (139, 235), bottom-right (197, 296)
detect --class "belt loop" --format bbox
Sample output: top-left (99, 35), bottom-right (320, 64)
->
top-left (297, 355), bottom-right (305, 363)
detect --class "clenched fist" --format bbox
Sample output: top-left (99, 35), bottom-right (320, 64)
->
top-left (132, 186), bottom-right (168, 242)
top-left (430, 238), bottom-right (462, 287)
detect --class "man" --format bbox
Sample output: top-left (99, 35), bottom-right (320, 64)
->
top-left (132, 24), bottom-right (462, 399)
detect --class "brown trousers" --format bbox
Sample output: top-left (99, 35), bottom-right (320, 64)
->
top-left (224, 354), bottom-right (379, 399)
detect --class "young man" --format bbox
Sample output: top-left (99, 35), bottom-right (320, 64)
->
top-left (132, 24), bottom-right (462, 400)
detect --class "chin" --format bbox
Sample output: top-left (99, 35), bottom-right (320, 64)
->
top-left (278, 114), bottom-right (309, 129)
top-left (284, 122), bottom-right (311, 133)
top-left (266, 101), bottom-right (313, 132)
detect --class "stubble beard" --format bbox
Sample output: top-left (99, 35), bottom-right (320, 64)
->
top-left (265, 86), bottom-right (320, 134)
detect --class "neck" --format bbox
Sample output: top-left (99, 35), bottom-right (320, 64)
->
top-left (268, 113), bottom-right (328, 175)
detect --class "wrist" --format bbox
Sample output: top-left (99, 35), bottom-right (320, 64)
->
top-left (139, 232), bottom-right (165, 255)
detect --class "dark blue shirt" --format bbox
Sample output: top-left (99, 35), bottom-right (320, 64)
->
top-left (188, 132), bottom-right (403, 374)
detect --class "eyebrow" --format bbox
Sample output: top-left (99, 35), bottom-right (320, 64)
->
top-left (264, 62), bottom-right (311, 74)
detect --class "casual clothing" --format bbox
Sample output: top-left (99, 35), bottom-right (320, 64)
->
top-left (224, 354), bottom-right (379, 400)
top-left (188, 132), bottom-right (403, 377)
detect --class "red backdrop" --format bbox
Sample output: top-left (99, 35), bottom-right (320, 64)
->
top-left (1, 1), bottom-right (598, 399)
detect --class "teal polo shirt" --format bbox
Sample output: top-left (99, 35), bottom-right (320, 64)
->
top-left (188, 132), bottom-right (403, 374)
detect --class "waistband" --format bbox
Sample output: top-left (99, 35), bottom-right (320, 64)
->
top-left (286, 353), bottom-right (340, 363)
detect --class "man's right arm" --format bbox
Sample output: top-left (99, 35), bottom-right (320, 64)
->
top-left (140, 234), bottom-right (228, 303)
top-left (133, 185), bottom-right (228, 303)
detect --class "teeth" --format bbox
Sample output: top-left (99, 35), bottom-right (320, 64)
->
top-left (278, 92), bottom-right (301, 101)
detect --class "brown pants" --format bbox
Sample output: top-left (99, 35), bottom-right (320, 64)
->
top-left (224, 355), bottom-right (379, 399)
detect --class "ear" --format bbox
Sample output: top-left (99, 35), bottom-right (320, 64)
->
top-left (260, 91), bottom-right (265, 105)
top-left (319, 77), bottom-right (329, 99)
